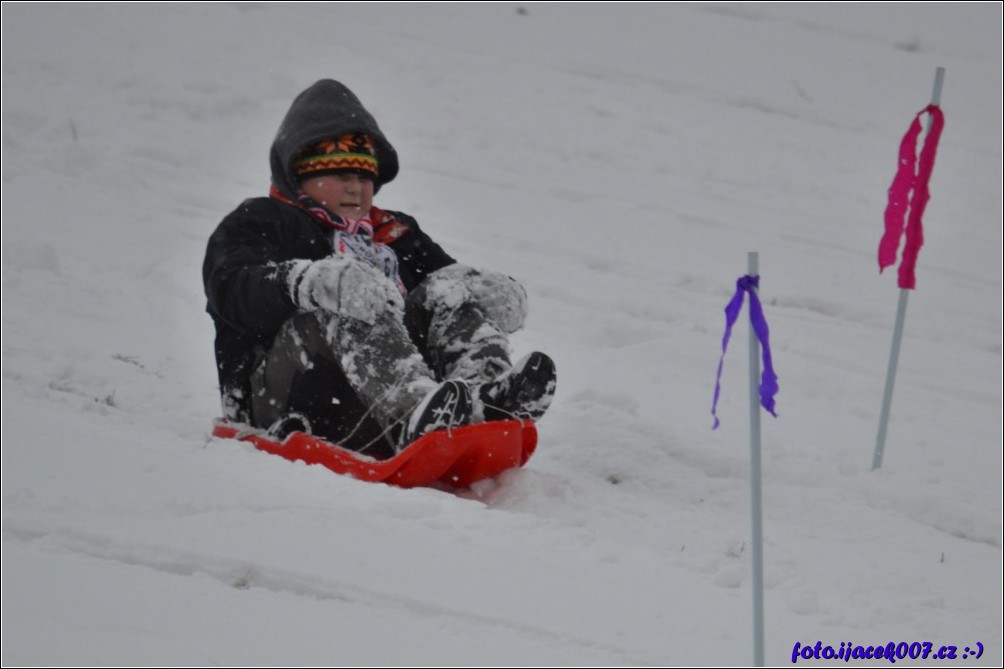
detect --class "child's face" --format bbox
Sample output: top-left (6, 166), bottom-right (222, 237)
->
top-left (300, 173), bottom-right (375, 220)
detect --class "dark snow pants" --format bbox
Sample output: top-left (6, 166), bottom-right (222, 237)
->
top-left (250, 281), bottom-right (510, 458)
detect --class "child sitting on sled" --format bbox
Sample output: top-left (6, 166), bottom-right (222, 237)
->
top-left (203, 79), bottom-right (555, 459)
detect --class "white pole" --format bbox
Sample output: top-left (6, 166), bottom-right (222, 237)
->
top-left (748, 251), bottom-right (765, 667)
top-left (872, 66), bottom-right (945, 471)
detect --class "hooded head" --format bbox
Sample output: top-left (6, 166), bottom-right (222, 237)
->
top-left (269, 80), bottom-right (399, 199)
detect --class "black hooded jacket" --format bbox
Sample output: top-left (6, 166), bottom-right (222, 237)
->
top-left (203, 80), bottom-right (455, 422)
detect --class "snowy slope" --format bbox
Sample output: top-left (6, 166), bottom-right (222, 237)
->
top-left (2, 3), bottom-right (1001, 665)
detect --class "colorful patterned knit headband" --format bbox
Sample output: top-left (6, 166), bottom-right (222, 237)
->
top-left (294, 133), bottom-right (379, 179)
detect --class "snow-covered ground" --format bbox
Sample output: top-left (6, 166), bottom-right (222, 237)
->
top-left (2, 3), bottom-right (1001, 665)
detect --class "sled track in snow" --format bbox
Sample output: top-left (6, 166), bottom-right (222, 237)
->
top-left (4, 523), bottom-right (652, 663)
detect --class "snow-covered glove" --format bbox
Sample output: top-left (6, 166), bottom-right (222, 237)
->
top-left (424, 264), bottom-right (528, 334)
top-left (290, 256), bottom-right (404, 325)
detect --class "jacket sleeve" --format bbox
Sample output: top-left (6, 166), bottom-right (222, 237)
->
top-left (202, 200), bottom-right (304, 338)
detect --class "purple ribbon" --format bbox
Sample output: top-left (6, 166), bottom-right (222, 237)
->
top-left (711, 275), bottom-right (779, 429)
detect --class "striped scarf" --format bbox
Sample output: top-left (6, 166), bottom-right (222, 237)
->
top-left (269, 184), bottom-right (407, 295)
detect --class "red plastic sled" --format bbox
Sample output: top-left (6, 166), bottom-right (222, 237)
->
top-left (212, 419), bottom-right (537, 489)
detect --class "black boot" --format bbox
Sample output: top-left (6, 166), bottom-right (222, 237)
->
top-left (396, 379), bottom-right (473, 449)
top-left (477, 352), bottom-right (556, 422)
top-left (265, 412), bottom-right (313, 441)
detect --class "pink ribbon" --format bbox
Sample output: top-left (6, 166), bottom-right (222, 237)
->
top-left (878, 105), bottom-right (944, 290)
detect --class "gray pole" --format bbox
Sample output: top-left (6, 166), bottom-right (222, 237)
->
top-left (872, 66), bottom-right (945, 471)
top-left (747, 251), bottom-right (765, 666)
